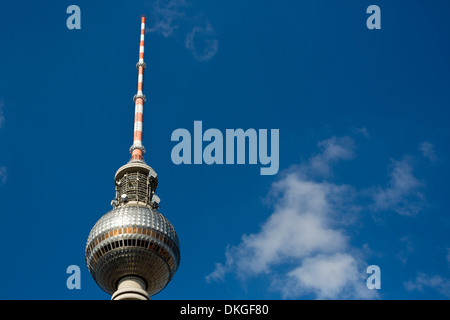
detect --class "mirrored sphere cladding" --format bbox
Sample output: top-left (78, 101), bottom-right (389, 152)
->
top-left (85, 205), bottom-right (181, 296)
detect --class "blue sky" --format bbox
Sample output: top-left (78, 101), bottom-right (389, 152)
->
top-left (0, 0), bottom-right (449, 300)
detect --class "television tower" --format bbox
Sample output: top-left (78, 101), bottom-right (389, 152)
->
top-left (85, 16), bottom-right (180, 300)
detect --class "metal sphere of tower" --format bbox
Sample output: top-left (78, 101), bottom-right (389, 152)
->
top-left (85, 205), bottom-right (180, 298)
top-left (85, 16), bottom-right (180, 300)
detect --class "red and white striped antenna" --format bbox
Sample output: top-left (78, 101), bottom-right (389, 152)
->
top-left (130, 16), bottom-right (147, 162)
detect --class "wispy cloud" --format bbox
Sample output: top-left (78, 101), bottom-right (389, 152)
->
top-left (278, 253), bottom-right (371, 299)
top-left (0, 100), bottom-right (5, 128)
top-left (404, 273), bottom-right (450, 298)
top-left (146, 0), bottom-right (218, 61)
top-left (418, 141), bottom-right (437, 162)
top-left (396, 236), bottom-right (414, 264)
top-left (305, 136), bottom-right (355, 177)
top-left (371, 157), bottom-right (425, 216)
top-left (0, 101), bottom-right (6, 184)
top-left (0, 167), bottom-right (7, 184)
top-left (147, 0), bottom-right (187, 38)
top-left (185, 23), bottom-right (218, 62)
top-left (355, 127), bottom-right (370, 138)
top-left (404, 247), bottom-right (450, 297)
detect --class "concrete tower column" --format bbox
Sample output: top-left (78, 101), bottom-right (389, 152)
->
top-left (111, 276), bottom-right (150, 300)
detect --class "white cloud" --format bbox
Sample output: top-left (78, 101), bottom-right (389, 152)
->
top-left (306, 136), bottom-right (355, 177)
top-left (147, 0), bottom-right (218, 61)
top-left (147, 0), bottom-right (187, 38)
top-left (0, 101), bottom-right (7, 184)
top-left (355, 127), bottom-right (370, 138)
top-left (418, 141), bottom-right (437, 162)
top-left (0, 100), bottom-right (4, 128)
top-left (396, 236), bottom-right (414, 264)
top-left (205, 262), bottom-right (228, 283)
top-left (278, 253), bottom-right (372, 300)
top-left (206, 136), bottom-right (378, 299)
top-left (0, 166), bottom-right (7, 184)
top-left (404, 250), bottom-right (450, 298)
top-left (207, 134), bottom-right (432, 298)
top-left (221, 177), bottom-right (349, 278)
top-left (404, 273), bottom-right (450, 297)
top-left (371, 157), bottom-right (425, 216)
top-left (185, 23), bottom-right (218, 62)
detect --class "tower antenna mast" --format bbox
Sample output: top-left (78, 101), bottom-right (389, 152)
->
top-left (130, 16), bottom-right (147, 162)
